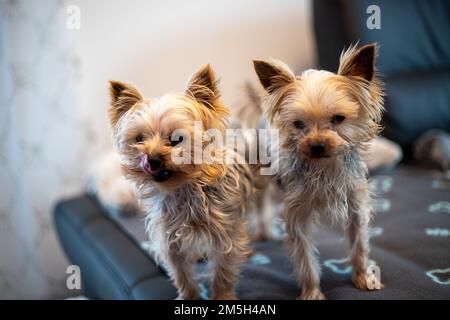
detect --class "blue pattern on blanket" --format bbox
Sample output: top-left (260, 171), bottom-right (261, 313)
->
top-left (426, 268), bottom-right (450, 285)
top-left (249, 253), bottom-right (271, 265)
top-left (323, 257), bottom-right (377, 275)
top-left (106, 165), bottom-right (450, 299)
top-left (428, 202), bottom-right (450, 214)
top-left (198, 282), bottom-right (210, 300)
top-left (425, 228), bottom-right (450, 237)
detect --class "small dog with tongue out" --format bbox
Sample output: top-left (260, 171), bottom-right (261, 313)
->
top-left (108, 65), bottom-right (252, 300)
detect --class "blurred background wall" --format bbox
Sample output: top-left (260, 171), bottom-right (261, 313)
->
top-left (0, 0), bottom-right (315, 298)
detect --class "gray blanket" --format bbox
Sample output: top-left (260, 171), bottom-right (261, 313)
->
top-left (111, 165), bottom-right (450, 299)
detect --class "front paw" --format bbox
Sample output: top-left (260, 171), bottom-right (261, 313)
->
top-left (211, 293), bottom-right (238, 300)
top-left (176, 291), bottom-right (200, 300)
top-left (298, 289), bottom-right (326, 300)
top-left (353, 271), bottom-right (384, 291)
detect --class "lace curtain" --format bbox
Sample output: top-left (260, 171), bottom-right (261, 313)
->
top-left (0, 0), bottom-right (97, 298)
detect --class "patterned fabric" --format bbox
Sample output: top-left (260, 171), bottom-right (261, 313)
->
top-left (120, 165), bottom-right (450, 299)
top-left (0, 0), bottom-right (100, 298)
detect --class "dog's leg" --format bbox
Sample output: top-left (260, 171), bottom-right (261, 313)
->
top-left (286, 204), bottom-right (324, 300)
top-left (210, 251), bottom-right (240, 300)
top-left (253, 188), bottom-right (270, 241)
top-left (211, 224), bottom-right (249, 300)
top-left (167, 253), bottom-right (199, 300)
top-left (347, 184), bottom-right (383, 291)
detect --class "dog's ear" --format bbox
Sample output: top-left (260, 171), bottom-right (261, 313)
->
top-left (339, 43), bottom-right (384, 126)
top-left (108, 80), bottom-right (143, 127)
top-left (253, 59), bottom-right (296, 94)
top-left (338, 43), bottom-right (377, 81)
top-left (186, 64), bottom-right (220, 108)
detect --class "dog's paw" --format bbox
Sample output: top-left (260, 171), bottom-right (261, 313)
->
top-left (353, 271), bottom-right (384, 291)
top-left (176, 291), bottom-right (200, 300)
top-left (298, 289), bottom-right (326, 300)
top-left (211, 293), bottom-right (238, 300)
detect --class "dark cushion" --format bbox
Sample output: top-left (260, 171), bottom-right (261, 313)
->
top-left (313, 0), bottom-right (450, 148)
top-left (383, 70), bottom-right (450, 146)
top-left (350, 0), bottom-right (450, 77)
top-left (54, 195), bottom-right (177, 300)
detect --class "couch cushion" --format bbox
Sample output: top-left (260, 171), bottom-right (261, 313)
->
top-left (314, 0), bottom-right (450, 147)
top-left (351, 0), bottom-right (450, 77)
top-left (383, 70), bottom-right (450, 146)
top-left (54, 195), bottom-right (177, 299)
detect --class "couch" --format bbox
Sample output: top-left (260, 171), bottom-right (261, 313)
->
top-left (54, 0), bottom-right (450, 299)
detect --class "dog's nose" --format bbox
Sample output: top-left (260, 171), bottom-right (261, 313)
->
top-left (148, 157), bottom-right (163, 170)
top-left (310, 143), bottom-right (326, 156)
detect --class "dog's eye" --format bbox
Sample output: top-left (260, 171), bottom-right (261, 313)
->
top-left (135, 134), bottom-right (144, 143)
top-left (332, 115), bottom-right (346, 124)
top-left (293, 120), bottom-right (305, 129)
top-left (170, 135), bottom-right (184, 147)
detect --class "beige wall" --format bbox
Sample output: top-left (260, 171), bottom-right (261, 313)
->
top-left (74, 0), bottom-right (316, 150)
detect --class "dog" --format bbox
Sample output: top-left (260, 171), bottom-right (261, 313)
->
top-left (253, 43), bottom-right (384, 299)
top-left (108, 64), bottom-right (252, 300)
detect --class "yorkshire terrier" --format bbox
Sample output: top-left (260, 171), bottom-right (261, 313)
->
top-left (253, 43), bottom-right (384, 299)
top-left (108, 65), bottom-right (252, 300)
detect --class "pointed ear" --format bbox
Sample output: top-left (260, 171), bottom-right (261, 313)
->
top-left (186, 64), bottom-right (220, 107)
top-left (253, 59), bottom-right (296, 94)
top-left (338, 43), bottom-right (377, 81)
top-left (108, 80), bottom-right (143, 127)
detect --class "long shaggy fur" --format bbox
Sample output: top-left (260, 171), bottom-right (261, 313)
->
top-left (254, 43), bottom-right (384, 299)
top-left (109, 65), bottom-right (252, 300)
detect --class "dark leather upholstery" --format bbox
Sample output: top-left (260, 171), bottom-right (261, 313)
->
top-left (313, 0), bottom-right (450, 147)
top-left (54, 195), bottom-right (177, 299)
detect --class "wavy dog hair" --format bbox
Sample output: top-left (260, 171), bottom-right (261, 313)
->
top-left (254, 43), bottom-right (384, 299)
top-left (109, 65), bottom-right (252, 300)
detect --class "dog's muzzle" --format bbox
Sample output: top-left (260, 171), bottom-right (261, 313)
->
top-left (139, 154), bottom-right (173, 182)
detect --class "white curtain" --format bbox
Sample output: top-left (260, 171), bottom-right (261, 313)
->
top-left (0, 0), bottom-right (97, 298)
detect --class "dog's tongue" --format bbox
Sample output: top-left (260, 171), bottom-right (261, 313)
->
top-left (139, 154), bottom-right (156, 175)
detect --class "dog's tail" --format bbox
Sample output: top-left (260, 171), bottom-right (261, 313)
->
top-left (229, 81), bottom-right (269, 169)
top-left (231, 82), bottom-right (281, 241)
top-left (230, 81), bottom-right (266, 130)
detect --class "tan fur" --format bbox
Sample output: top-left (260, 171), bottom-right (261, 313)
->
top-left (109, 65), bottom-right (252, 300)
top-left (108, 81), bottom-right (143, 129)
top-left (230, 82), bottom-right (284, 240)
top-left (254, 43), bottom-right (384, 299)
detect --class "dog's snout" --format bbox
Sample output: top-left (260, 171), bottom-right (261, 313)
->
top-left (148, 157), bottom-right (163, 170)
top-left (310, 142), bottom-right (326, 157)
